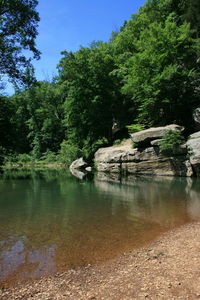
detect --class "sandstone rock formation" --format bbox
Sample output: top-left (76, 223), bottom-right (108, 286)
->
top-left (186, 131), bottom-right (200, 176)
top-left (70, 157), bottom-right (88, 170)
top-left (130, 124), bottom-right (184, 147)
top-left (95, 140), bottom-right (193, 177)
top-left (193, 107), bottom-right (200, 130)
top-left (69, 157), bottom-right (88, 179)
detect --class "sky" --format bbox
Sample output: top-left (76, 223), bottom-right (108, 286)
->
top-left (6, 0), bottom-right (146, 94)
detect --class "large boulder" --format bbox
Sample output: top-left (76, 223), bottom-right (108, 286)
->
top-left (187, 131), bottom-right (200, 176)
top-left (95, 144), bottom-right (131, 173)
top-left (95, 143), bottom-right (193, 177)
top-left (121, 155), bottom-right (192, 177)
top-left (150, 139), bottom-right (162, 146)
top-left (70, 157), bottom-right (87, 170)
top-left (130, 124), bottom-right (184, 147)
top-left (193, 107), bottom-right (200, 130)
top-left (69, 157), bottom-right (88, 179)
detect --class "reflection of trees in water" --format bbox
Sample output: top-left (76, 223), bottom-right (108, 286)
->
top-left (1, 169), bottom-right (200, 285)
top-left (95, 173), bottom-right (200, 226)
top-left (0, 169), bottom-right (115, 284)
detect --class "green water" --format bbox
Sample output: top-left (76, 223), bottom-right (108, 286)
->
top-left (0, 169), bottom-right (200, 287)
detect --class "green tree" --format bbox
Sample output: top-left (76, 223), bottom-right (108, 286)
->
top-left (26, 82), bottom-right (66, 158)
top-left (11, 81), bottom-right (66, 158)
top-left (0, 0), bottom-right (40, 85)
top-left (0, 95), bottom-right (14, 149)
top-left (122, 15), bottom-right (200, 129)
top-left (58, 42), bottom-right (131, 158)
top-left (184, 0), bottom-right (200, 37)
top-left (159, 129), bottom-right (184, 156)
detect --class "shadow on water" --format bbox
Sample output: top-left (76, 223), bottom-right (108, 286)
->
top-left (0, 169), bottom-right (200, 287)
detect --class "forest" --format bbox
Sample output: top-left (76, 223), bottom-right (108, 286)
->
top-left (0, 0), bottom-right (200, 166)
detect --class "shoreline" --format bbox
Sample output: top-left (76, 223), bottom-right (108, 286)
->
top-left (1, 164), bottom-right (68, 169)
top-left (1, 221), bottom-right (200, 300)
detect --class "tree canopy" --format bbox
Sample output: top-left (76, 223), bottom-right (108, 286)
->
top-left (1, 0), bottom-right (200, 165)
top-left (0, 0), bottom-right (40, 85)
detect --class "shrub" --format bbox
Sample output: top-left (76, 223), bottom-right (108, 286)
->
top-left (132, 141), bottom-right (139, 149)
top-left (3, 153), bottom-right (18, 165)
top-left (0, 146), bottom-right (6, 166)
top-left (113, 139), bottom-right (121, 146)
top-left (17, 153), bottom-right (33, 163)
top-left (82, 137), bottom-right (108, 160)
top-left (159, 130), bottom-right (184, 156)
top-left (126, 124), bottom-right (145, 134)
top-left (58, 140), bottom-right (82, 165)
top-left (40, 150), bottom-right (57, 163)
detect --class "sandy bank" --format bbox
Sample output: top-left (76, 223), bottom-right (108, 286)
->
top-left (1, 222), bottom-right (200, 300)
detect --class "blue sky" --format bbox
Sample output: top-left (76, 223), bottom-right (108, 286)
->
top-left (6, 0), bottom-right (146, 94)
top-left (34, 0), bottom-right (146, 80)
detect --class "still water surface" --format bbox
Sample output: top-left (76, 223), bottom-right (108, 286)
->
top-left (0, 169), bottom-right (200, 287)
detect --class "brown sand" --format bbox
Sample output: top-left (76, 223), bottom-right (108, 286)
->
top-left (1, 221), bottom-right (200, 300)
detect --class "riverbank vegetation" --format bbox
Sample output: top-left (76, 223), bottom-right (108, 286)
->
top-left (0, 0), bottom-right (200, 166)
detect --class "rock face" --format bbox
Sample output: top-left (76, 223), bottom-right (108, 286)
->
top-left (69, 157), bottom-right (88, 179)
top-left (186, 131), bottom-right (200, 176)
top-left (70, 157), bottom-right (93, 179)
top-left (70, 157), bottom-right (88, 170)
top-left (131, 124), bottom-right (184, 146)
top-left (193, 107), bottom-right (200, 130)
top-left (95, 142), bottom-right (193, 177)
top-left (94, 124), bottom-right (195, 177)
top-left (150, 139), bottom-right (162, 146)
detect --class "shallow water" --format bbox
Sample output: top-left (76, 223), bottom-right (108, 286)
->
top-left (0, 169), bottom-right (200, 287)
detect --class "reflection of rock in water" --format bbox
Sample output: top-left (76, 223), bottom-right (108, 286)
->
top-left (0, 236), bottom-right (57, 284)
top-left (96, 172), bottom-right (121, 183)
top-left (95, 173), bottom-right (200, 226)
top-left (70, 168), bottom-right (86, 180)
top-left (186, 179), bottom-right (200, 219)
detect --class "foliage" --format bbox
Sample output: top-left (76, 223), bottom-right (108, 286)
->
top-left (0, 0), bottom-right (40, 86)
top-left (82, 137), bottom-right (108, 160)
top-left (113, 139), bottom-right (122, 146)
top-left (58, 42), bottom-right (132, 154)
top-left (121, 15), bottom-right (200, 128)
top-left (0, 146), bottom-right (6, 165)
top-left (17, 153), bottom-right (33, 163)
top-left (159, 130), bottom-right (184, 156)
top-left (58, 140), bottom-right (82, 166)
top-left (1, 0), bottom-right (200, 166)
top-left (3, 151), bottom-right (59, 167)
top-left (0, 96), bottom-right (15, 150)
top-left (126, 124), bottom-right (145, 134)
top-left (12, 81), bottom-right (66, 158)
top-left (40, 150), bottom-right (58, 163)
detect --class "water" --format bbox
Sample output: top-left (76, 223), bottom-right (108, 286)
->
top-left (0, 169), bottom-right (200, 287)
